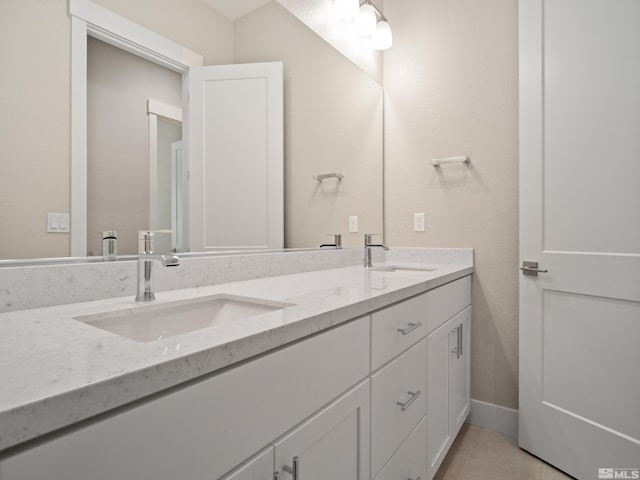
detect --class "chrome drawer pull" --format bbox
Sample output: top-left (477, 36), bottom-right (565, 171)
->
top-left (397, 322), bottom-right (423, 335)
top-left (396, 390), bottom-right (422, 411)
top-left (408, 477), bottom-right (422, 480)
top-left (283, 456), bottom-right (299, 479)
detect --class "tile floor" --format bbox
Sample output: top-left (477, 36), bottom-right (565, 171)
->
top-left (434, 424), bottom-right (576, 480)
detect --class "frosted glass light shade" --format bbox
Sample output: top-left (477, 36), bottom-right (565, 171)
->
top-left (333, 0), bottom-right (359, 20)
top-left (370, 20), bottom-right (393, 50)
top-left (354, 4), bottom-right (377, 36)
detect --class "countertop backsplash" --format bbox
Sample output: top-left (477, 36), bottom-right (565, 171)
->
top-left (0, 248), bottom-right (471, 313)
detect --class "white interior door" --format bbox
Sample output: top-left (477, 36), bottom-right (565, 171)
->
top-left (519, 1), bottom-right (640, 479)
top-left (188, 62), bottom-right (283, 251)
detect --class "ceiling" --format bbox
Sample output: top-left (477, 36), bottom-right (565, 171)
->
top-left (200, 0), bottom-right (273, 20)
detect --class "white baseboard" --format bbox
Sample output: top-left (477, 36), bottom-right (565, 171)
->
top-left (467, 399), bottom-right (519, 444)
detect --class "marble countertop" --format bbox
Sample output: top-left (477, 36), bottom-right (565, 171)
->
top-left (0, 259), bottom-right (472, 453)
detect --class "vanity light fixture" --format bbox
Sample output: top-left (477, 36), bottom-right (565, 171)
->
top-left (333, 0), bottom-right (360, 20)
top-left (334, 0), bottom-right (393, 50)
top-left (370, 19), bottom-right (393, 50)
top-left (354, 3), bottom-right (377, 36)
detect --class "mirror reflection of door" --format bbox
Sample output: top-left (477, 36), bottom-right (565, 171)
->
top-left (87, 36), bottom-right (182, 256)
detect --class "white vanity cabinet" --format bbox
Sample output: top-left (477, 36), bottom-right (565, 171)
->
top-left (0, 273), bottom-right (472, 480)
top-left (370, 275), bottom-right (471, 480)
top-left (274, 380), bottom-right (370, 480)
top-left (426, 306), bottom-right (471, 479)
top-left (371, 339), bottom-right (427, 477)
top-left (223, 381), bottom-right (370, 480)
top-left (221, 448), bottom-right (274, 480)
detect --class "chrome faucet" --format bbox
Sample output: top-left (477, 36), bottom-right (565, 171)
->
top-left (319, 233), bottom-right (342, 249)
top-left (364, 233), bottom-right (389, 268)
top-left (135, 230), bottom-right (180, 302)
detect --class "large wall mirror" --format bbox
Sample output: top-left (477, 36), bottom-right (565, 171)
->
top-left (0, 0), bottom-right (383, 261)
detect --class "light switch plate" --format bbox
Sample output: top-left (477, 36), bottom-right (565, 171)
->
top-left (48, 213), bottom-right (70, 233)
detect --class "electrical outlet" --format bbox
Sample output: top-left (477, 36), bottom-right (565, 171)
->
top-left (349, 215), bottom-right (359, 233)
top-left (414, 212), bottom-right (426, 232)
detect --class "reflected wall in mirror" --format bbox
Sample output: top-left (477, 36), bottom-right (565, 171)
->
top-left (0, 0), bottom-right (383, 261)
top-left (87, 37), bottom-right (183, 256)
top-left (234, 2), bottom-right (383, 248)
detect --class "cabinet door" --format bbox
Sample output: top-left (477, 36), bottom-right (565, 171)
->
top-left (221, 448), bottom-right (273, 480)
top-left (374, 416), bottom-right (427, 480)
top-left (427, 308), bottom-right (472, 480)
top-left (426, 318), bottom-right (453, 479)
top-left (275, 381), bottom-right (370, 480)
top-left (449, 307), bottom-right (471, 436)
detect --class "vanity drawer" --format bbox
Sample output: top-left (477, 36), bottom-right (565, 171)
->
top-left (374, 415), bottom-right (427, 480)
top-left (371, 292), bottom-right (429, 371)
top-left (424, 276), bottom-right (471, 333)
top-left (371, 338), bottom-right (427, 477)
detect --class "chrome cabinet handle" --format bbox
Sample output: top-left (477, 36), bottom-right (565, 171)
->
top-left (397, 322), bottom-right (422, 335)
top-left (396, 390), bottom-right (422, 411)
top-left (451, 327), bottom-right (460, 358)
top-left (409, 477), bottom-right (422, 480)
top-left (283, 456), bottom-right (299, 479)
top-left (459, 324), bottom-right (463, 357)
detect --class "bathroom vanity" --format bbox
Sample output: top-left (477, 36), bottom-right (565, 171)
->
top-left (0, 249), bottom-right (472, 480)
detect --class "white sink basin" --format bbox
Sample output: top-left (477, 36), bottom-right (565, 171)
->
top-left (75, 295), bottom-right (292, 343)
top-left (371, 265), bottom-right (437, 274)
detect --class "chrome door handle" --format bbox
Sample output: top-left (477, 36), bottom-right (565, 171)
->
top-left (283, 456), bottom-right (299, 479)
top-left (397, 322), bottom-right (422, 335)
top-left (520, 261), bottom-right (548, 276)
top-left (397, 390), bottom-right (422, 411)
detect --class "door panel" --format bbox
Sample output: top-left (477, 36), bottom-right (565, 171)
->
top-left (519, 1), bottom-right (640, 478)
top-left (542, 291), bottom-right (640, 441)
top-left (188, 62), bottom-right (283, 251)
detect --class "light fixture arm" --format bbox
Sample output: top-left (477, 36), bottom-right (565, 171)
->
top-left (359, 0), bottom-right (387, 22)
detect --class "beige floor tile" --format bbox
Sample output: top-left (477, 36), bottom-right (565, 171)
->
top-left (542, 464), bottom-right (575, 480)
top-left (436, 424), bottom-right (579, 480)
top-left (459, 441), bottom-right (545, 480)
top-left (434, 424), bottom-right (481, 480)
top-left (434, 446), bottom-right (473, 480)
top-left (435, 424), bottom-right (548, 480)
top-left (454, 423), bottom-right (483, 450)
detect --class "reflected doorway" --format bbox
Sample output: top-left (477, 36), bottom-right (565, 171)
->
top-left (86, 36), bottom-right (183, 256)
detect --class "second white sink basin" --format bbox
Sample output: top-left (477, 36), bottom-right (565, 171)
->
top-left (75, 294), bottom-right (292, 343)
